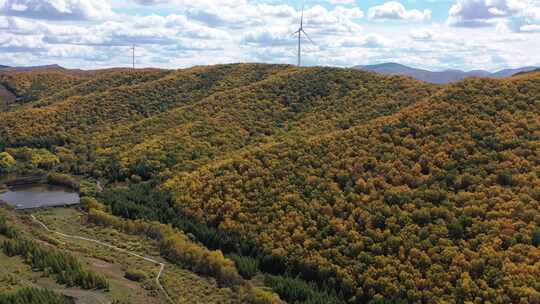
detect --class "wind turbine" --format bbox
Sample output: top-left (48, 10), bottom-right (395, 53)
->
top-left (130, 44), bottom-right (136, 69)
top-left (293, 0), bottom-right (315, 67)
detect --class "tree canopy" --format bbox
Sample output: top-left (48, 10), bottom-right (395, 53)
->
top-left (1, 64), bottom-right (539, 303)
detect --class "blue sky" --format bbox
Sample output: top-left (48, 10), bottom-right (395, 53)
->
top-left (0, 0), bottom-right (539, 71)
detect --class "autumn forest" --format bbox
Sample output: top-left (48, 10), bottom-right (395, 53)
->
top-left (0, 64), bottom-right (539, 303)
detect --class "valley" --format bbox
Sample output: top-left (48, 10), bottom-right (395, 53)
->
top-left (0, 205), bottom-right (242, 304)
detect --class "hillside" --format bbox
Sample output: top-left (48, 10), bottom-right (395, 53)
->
top-left (164, 73), bottom-right (540, 303)
top-left (0, 67), bottom-right (171, 110)
top-left (491, 66), bottom-right (540, 77)
top-left (0, 64), bottom-right (539, 303)
top-left (0, 68), bottom-right (89, 105)
top-left (514, 68), bottom-right (540, 77)
top-left (0, 65), bottom-right (435, 176)
top-left (356, 63), bottom-right (538, 84)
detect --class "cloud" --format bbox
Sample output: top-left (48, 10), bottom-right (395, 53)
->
top-left (132, 0), bottom-right (168, 4)
top-left (339, 34), bottom-right (388, 48)
top-left (447, 0), bottom-right (540, 31)
top-left (0, 0), bottom-right (113, 21)
top-left (304, 5), bottom-right (363, 35)
top-left (131, 0), bottom-right (247, 7)
top-left (520, 23), bottom-right (540, 32)
top-left (334, 6), bottom-right (364, 19)
top-left (242, 28), bottom-right (296, 47)
top-left (328, 0), bottom-right (356, 4)
top-left (0, 0), bottom-right (539, 71)
top-left (410, 29), bottom-right (435, 41)
top-left (182, 3), bottom-right (296, 29)
top-left (448, 0), bottom-right (512, 27)
top-left (239, 4), bottom-right (365, 56)
top-left (0, 15), bottom-right (44, 34)
top-left (40, 15), bottom-right (225, 47)
top-left (0, 33), bottom-right (46, 52)
top-left (0, 15), bottom-right (7, 28)
top-left (368, 1), bottom-right (431, 21)
top-left (185, 8), bottom-right (234, 27)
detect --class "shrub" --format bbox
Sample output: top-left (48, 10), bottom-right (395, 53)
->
top-left (7, 147), bottom-right (59, 169)
top-left (0, 152), bottom-right (16, 174)
top-left (124, 269), bottom-right (147, 282)
top-left (244, 286), bottom-right (283, 304)
top-left (47, 173), bottom-right (79, 190)
top-left (80, 197), bottom-right (105, 212)
top-left (0, 215), bottom-right (19, 239)
top-left (0, 287), bottom-right (66, 304)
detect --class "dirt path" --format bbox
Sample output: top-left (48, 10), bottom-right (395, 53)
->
top-left (30, 214), bottom-right (174, 304)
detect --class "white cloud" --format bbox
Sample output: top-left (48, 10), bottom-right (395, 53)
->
top-left (132, 0), bottom-right (168, 4)
top-left (0, 0), bottom-right (539, 71)
top-left (39, 14), bottom-right (226, 47)
top-left (368, 1), bottom-right (431, 21)
top-left (0, 15), bottom-right (47, 34)
top-left (0, 33), bottom-right (45, 52)
top-left (131, 0), bottom-right (247, 8)
top-left (334, 6), bottom-right (364, 19)
top-left (448, 0), bottom-right (512, 27)
top-left (339, 34), bottom-right (388, 48)
top-left (0, 16), bottom-right (7, 28)
top-left (520, 24), bottom-right (540, 32)
top-left (237, 4), bottom-right (365, 47)
top-left (0, 0), bottom-right (113, 21)
top-left (447, 0), bottom-right (540, 32)
top-left (304, 5), bottom-right (363, 35)
top-left (410, 29), bottom-right (435, 41)
top-left (242, 27), bottom-right (296, 47)
top-left (328, 0), bottom-right (356, 4)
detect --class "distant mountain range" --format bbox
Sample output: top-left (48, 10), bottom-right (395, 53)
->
top-left (354, 63), bottom-right (539, 84)
top-left (2, 63), bottom-right (538, 84)
top-left (0, 64), bottom-right (64, 72)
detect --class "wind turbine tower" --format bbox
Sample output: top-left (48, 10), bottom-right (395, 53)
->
top-left (131, 44), bottom-right (136, 69)
top-left (293, 0), bottom-right (315, 67)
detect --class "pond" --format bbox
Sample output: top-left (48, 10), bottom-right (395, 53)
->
top-left (0, 184), bottom-right (80, 209)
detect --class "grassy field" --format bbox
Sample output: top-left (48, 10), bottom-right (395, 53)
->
top-left (0, 207), bottom-right (241, 304)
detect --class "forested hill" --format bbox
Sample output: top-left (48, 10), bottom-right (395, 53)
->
top-left (165, 74), bottom-right (540, 302)
top-left (0, 64), bottom-right (434, 175)
top-left (1, 64), bottom-right (539, 303)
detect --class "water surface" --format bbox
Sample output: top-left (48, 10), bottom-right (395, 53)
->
top-left (0, 184), bottom-right (80, 209)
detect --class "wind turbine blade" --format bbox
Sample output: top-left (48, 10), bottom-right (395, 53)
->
top-left (300, 0), bottom-right (305, 28)
top-left (302, 29), bottom-right (315, 45)
top-left (292, 29), bottom-right (301, 35)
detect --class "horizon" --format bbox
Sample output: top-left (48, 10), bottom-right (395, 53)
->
top-left (1, 0), bottom-right (539, 72)
top-left (2, 61), bottom-right (538, 74)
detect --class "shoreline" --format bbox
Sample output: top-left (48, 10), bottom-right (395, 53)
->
top-left (1, 174), bottom-right (48, 187)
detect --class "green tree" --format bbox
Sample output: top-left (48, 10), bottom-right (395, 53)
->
top-left (532, 228), bottom-right (540, 247)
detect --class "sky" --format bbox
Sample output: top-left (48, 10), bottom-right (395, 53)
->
top-left (0, 0), bottom-right (539, 71)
